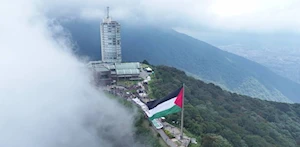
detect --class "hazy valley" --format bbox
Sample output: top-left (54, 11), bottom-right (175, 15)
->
top-left (219, 44), bottom-right (300, 84)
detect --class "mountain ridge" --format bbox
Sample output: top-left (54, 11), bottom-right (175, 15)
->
top-left (61, 19), bottom-right (300, 103)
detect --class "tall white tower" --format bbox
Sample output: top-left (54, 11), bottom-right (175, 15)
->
top-left (100, 7), bottom-right (122, 63)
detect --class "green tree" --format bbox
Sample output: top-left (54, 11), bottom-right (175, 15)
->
top-left (142, 59), bottom-right (150, 65)
top-left (202, 134), bottom-right (233, 147)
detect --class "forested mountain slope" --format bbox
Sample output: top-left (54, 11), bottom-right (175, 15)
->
top-left (149, 65), bottom-right (300, 147)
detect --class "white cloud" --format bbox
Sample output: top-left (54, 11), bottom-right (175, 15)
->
top-left (42, 0), bottom-right (300, 32)
top-left (0, 0), bottom-right (140, 146)
top-left (206, 0), bottom-right (300, 32)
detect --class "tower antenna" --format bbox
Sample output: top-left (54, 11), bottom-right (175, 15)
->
top-left (107, 7), bottom-right (109, 19)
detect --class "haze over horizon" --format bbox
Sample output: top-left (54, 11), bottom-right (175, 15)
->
top-left (43, 0), bottom-right (300, 32)
top-left (45, 0), bottom-right (300, 85)
top-left (44, 0), bottom-right (300, 51)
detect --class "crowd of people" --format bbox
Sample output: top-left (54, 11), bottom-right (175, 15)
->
top-left (103, 81), bottom-right (148, 101)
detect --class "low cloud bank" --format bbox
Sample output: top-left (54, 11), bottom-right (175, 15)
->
top-left (0, 0), bottom-right (141, 146)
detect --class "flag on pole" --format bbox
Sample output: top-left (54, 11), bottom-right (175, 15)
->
top-left (146, 86), bottom-right (184, 120)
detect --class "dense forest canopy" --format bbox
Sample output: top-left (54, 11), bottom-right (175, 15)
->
top-left (149, 66), bottom-right (300, 147)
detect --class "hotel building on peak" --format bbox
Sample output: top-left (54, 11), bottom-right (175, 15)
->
top-left (100, 7), bottom-right (122, 63)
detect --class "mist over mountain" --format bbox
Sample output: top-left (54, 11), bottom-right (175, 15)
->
top-left (61, 19), bottom-right (300, 103)
top-left (219, 44), bottom-right (300, 85)
top-left (177, 29), bottom-right (300, 85)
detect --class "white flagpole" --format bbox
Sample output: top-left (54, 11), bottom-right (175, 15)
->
top-left (180, 83), bottom-right (185, 140)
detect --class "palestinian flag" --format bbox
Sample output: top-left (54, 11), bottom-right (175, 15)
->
top-left (146, 86), bottom-right (184, 120)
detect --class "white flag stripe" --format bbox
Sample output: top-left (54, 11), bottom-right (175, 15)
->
top-left (148, 97), bottom-right (177, 117)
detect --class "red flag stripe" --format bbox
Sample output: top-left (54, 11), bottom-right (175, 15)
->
top-left (174, 87), bottom-right (184, 108)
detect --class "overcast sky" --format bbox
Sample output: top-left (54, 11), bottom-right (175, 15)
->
top-left (42, 0), bottom-right (300, 33)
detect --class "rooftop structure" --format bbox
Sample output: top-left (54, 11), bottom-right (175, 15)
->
top-left (145, 67), bottom-right (153, 72)
top-left (107, 62), bottom-right (141, 77)
top-left (87, 60), bottom-right (104, 68)
top-left (88, 61), bottom-right (141, 85)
